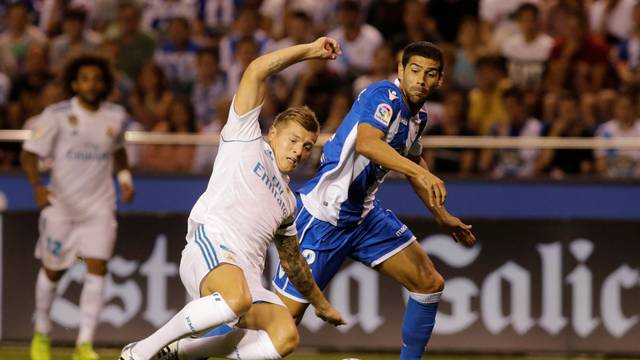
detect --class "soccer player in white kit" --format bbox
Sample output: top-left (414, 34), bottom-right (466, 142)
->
top-left (120, 37), bottom-right (346, 360)
top-left (21, 54), bottom-right (135, 360)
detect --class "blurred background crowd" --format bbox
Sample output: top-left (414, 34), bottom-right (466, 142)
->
top-left (0, 0), bottom-right (639, 179)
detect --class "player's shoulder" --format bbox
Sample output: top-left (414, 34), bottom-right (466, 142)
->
top-left (101, 101), bottom-right (126, 114)
top-left (363, 80), bottom-right (402, 103)
top-left (46, 100), bottom-right (72, 114)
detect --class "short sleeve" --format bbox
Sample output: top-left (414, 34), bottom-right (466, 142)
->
top-left (22, 110), bottom-right (59, 158)
top-left (359, 87), bottom-right (400, 133)
top-left (220, 96), bottom-right (263, 142)
top-left (276, 214), bottom-right (297, 237)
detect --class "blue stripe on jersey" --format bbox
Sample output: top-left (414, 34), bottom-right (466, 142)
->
top-left (199, 225), bottom-right (220, 266)
top-left (195, 225), bottom-right (214, 270)
top-left (299, 80), bottom-right (428, 227)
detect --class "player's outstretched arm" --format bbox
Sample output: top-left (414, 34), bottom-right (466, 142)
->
top-left (407, 155), bottom-right (476, 247)
top-left (233, 37), bottom-right (341, 117)
top-left (274, 233), bottom-right (346, 326)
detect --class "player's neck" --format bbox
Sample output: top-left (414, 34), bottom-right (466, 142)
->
top-left (400, 90), bottom-right (423, 115)
top-left (76, 97), bottom-right (101, 112)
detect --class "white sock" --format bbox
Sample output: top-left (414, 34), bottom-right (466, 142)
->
top-left (34, 268), bottom-right (58, 335)
top-left (178, 329), bottom-right (281, 360)
top-left (77, 273), bottom-right (106, 345)
top-left (134, 292), bottom-right (238, 359)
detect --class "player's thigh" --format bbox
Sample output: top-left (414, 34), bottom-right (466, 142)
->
top-left (238, 302), bottom-right (299, 356)
top-left (376, 241), bottom-right (444, 293)
top-left (276, 292), bottom-right (310, 324)
top-left (200, 264), bottom-right (252, 314)
top-left (74, 212), bottom-right (117, 262)
top-left (36, 206), bottom-right (75, 271)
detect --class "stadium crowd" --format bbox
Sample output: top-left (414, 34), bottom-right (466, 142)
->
top-left (0, 0), bottom-right (639, 178)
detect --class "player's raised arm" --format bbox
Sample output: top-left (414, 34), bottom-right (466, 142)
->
top-left (233, 37), bottom-right (341, 117)
top-left (274, 233), bottom-right (346, 326)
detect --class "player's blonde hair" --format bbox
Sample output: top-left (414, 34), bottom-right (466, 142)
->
top-left (273, 106), bottom-right (319, 133)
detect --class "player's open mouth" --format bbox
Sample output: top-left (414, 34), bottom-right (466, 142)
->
top-left (286, 157), bottom-right (298, 166)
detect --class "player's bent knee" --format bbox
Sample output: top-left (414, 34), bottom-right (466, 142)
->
top-left (224, 292), bottom-right (253, 316)
top-left (269, 322), bottom-right (300, 357)
top-left (408, 270), bottom-right (445, 294)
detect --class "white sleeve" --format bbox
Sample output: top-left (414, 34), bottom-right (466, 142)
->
top-left (276, 215), bottom-right (298, 237)
top-left (22, 110), bottom-right (59, 158)
top-left (220, 96), bottom-right (263, 142)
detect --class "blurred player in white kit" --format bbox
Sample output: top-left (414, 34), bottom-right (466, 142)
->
top-left (21, 54), bottom-right (135, 360)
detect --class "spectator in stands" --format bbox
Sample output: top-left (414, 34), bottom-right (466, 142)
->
top-left (425, 89), bottom-right (476, 175)
top-left (113, 1), bottom-right (156, 81)
top-left (452, 17), bottom-right (490, 91)
top-left (589, 0), bottom-right (636, 45)
top-left (428, 0), bottom-right (479, 43)
top-left (140, 97), bottom-right (197, 172)
top-left (366, 0), bottom-right (407, 40)
top-left (536, 92), bottom-right (594, 177)
top-left (390, 0), bottom-right (443, 53)
top-left (500, 2), bottom-right (553, 90)
top-left (7, 44), bottom-right (53, 131)
top-left (479, 87), bottom-right (544, 177)
top-left (0, 2), bottom-right (47, 77)
top-left (352, 45), bottom-right (396, 96)
top-left (613, 2), bottom-right (640, 91)
top-left (547, 10), bottom-right (610, 94)
top-left (196, 0), bottom-right (234, 34)
top-left (545, 0), bottom-right (587, 38)
top-left (265, 11), bottom-right (314, 88)
top-left (153, 17), bottom-right (199, 96)
top-left (594, 92), bottom-right (640, 178)
top-left (191, 47), bottom-right (227, 130)
top-left (191, 96), bottom-right (231, 174)
top-left (38, 0), bottom-right (97, 36)
top-left (218, 6), bottom-right (272, 71)
top-left (99, 39), bottom-right (135, 107)
top-left (467, 55), bottom-right (510, 135)
top-left (49, 7), bottom-right (102, 74)
top-left (226, 36), bottom-right (259, 98)
top-left (141, 0), bottom-right (196, 33)
top-left (327, 0), bottom-right (384, 79)
top-left (130, 62), bottom-right (174, 130)
top-left (289, 59), bottom-right (345, 126)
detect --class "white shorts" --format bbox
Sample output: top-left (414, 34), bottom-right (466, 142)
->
top-left (35, 206), bottom-right (117, 270)
top-left (179, 219), bottom-right (284, 307)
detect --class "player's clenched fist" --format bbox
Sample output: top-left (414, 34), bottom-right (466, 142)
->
top-left (309, 37), bottom-right (342, 60)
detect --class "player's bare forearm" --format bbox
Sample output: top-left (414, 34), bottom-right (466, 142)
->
top-left (355, 123), bottom-right (423, 178)
top-left (113, 148), bottom-right (130, 172)
top-left (409, 156), bottom-right (449, 221)
top-left (20, 150), bottom-right (43, 188)
top-left (234, 37), bottom-right (340, 116)
top-left (274, 234), bottom-right (329, 307)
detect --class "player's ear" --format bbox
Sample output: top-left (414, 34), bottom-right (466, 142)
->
top-left (268, 125), bottom-right (277, 141)
top-left (397, 61), bottom-right (404, 79)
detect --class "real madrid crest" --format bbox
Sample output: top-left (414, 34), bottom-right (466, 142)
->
top-left (68, 115), bottom-right (78, 127)
top-left (106, 127), bottom-right (115, 138)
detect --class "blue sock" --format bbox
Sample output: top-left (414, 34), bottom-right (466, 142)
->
top-left (399, 291), bottom-right (442, 360)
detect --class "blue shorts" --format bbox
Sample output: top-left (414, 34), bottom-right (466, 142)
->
top-left (272, 198), bottom-right (415, 303)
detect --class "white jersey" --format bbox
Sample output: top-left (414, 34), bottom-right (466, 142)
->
top-left (22, 97), bottom-right (127, 218)
top-left (188, 99), bottom-right (297, 272)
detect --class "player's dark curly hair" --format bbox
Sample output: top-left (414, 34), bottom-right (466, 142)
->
top-left (402, 41), bottom-right (444, 75)
top-left (62, 54), bottom-right (114, 100)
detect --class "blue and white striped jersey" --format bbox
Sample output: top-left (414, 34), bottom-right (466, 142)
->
top-left (299, 80), bottom-right (428, 227)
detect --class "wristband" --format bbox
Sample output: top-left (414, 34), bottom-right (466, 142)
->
top-left (117, 169), bottom-right (133, 187)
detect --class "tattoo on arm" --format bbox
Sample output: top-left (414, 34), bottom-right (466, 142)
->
top-left (275, 234), bottom-right (316, 296)
top-left (267, 57), bottom-right (288, 75)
